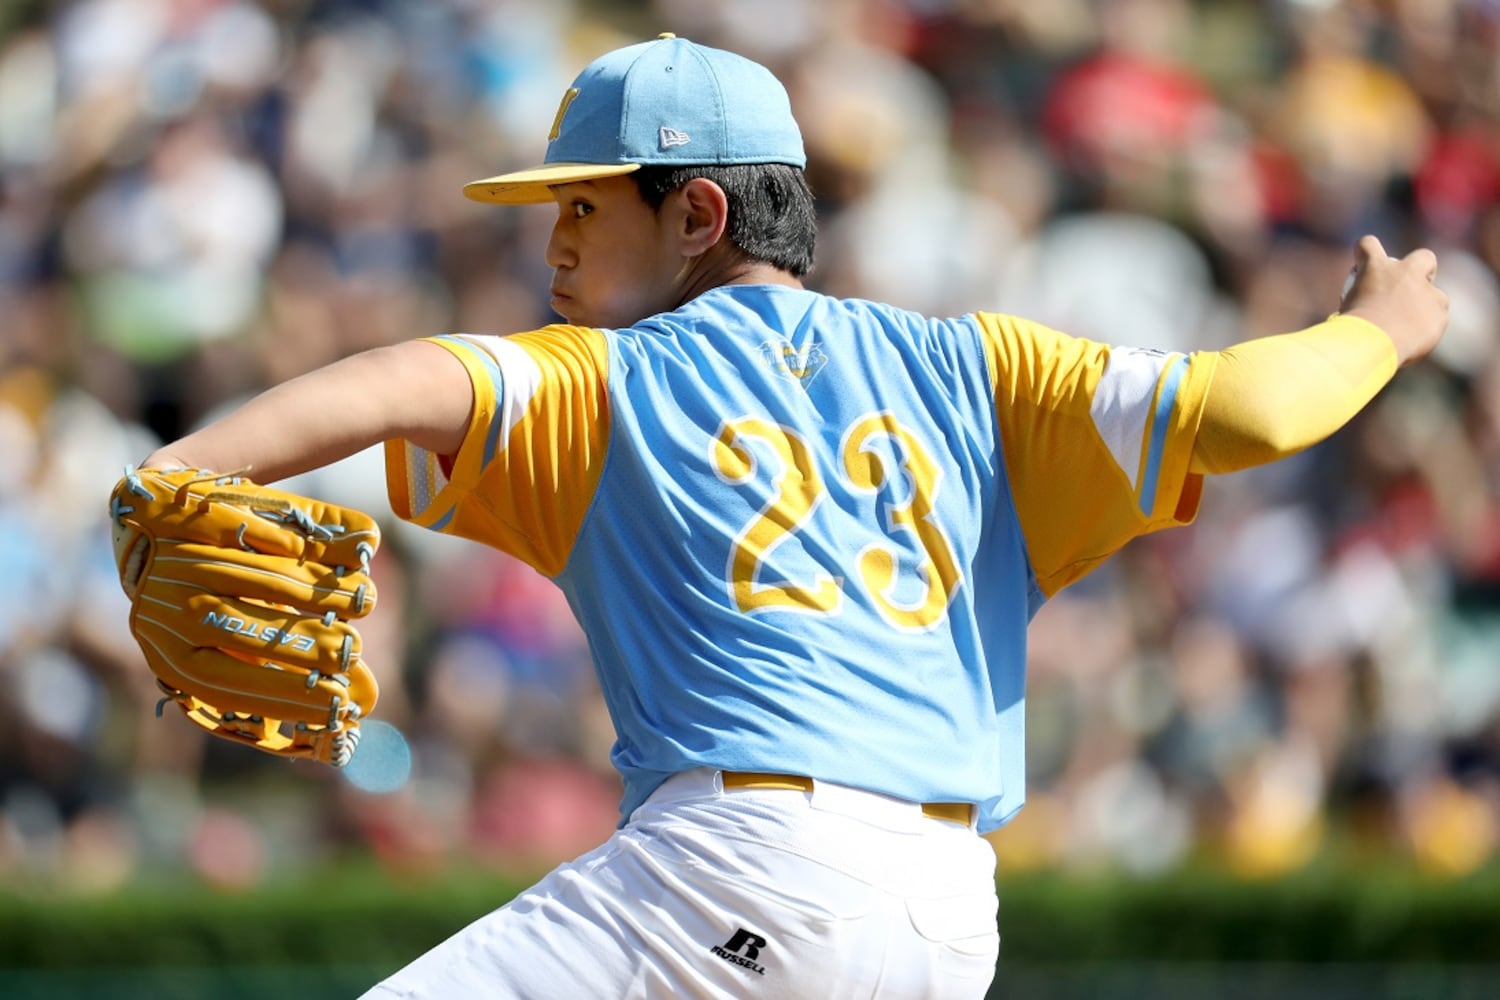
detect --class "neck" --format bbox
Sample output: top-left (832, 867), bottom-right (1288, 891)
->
top-left (675, 252), bottom-right (802, 308)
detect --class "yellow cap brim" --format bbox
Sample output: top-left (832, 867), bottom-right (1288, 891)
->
top-left (462, 162), bottom-right (643, 205)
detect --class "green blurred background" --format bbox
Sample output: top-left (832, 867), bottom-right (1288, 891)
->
top-left (7, 864), bottom-right (1500, 997)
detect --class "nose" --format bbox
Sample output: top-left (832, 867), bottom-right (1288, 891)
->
top-left (544, 214), bottom-right (575, 270)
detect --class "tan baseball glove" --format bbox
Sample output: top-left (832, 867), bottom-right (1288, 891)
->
top-left (108, 467), bottom-right (381, 766)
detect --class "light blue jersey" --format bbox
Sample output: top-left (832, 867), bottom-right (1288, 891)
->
top-left (387, 284), bottom-right (1212, 832)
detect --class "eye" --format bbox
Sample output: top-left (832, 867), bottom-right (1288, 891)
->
top-left (571, 200), bottom-right (594, 219)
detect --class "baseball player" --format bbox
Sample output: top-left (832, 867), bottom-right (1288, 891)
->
top-left (131, 34), bottom-right (1447, 999)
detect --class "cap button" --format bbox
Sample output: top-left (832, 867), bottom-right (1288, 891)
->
top-left (656, 32), bottom-right (677, 39)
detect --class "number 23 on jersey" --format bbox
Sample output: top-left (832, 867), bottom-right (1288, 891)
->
top-left (710, 413), bottom-right (963, 632)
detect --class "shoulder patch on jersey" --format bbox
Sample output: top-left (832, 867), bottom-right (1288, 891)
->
top-left (1089, 346), bottom-right (1183, 491)
top-left (760, 339), bottom-right (828, 387)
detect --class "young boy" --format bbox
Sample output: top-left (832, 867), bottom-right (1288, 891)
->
top-left (134, 34), bottom-right (1447, 999)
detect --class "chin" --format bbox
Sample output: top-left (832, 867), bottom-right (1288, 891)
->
top-left (569, 309), bottom-right (634, 330)
top-left (554, 298), bottom-right (652, 330)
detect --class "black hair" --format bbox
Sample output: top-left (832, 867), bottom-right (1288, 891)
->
top-left (631, 163), bottom-right (816, 277)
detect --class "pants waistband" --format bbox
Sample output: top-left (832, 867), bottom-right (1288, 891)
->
top-left (719, 771), bottom-right (975, 827)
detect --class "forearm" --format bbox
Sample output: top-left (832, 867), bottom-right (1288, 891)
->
top-left (1190, 314), bottom-right (1398, 475)
top-left (145, 339), bottom-right (472, 483)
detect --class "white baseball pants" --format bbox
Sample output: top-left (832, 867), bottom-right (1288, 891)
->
top-left (362, 768), bottom-right (1000, 999)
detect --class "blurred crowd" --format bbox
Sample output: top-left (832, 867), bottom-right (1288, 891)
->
top-left (2, 0), bottom-right (1499, 895)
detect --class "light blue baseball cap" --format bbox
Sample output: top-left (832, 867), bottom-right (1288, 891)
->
top-left (464, 34), bottom-right (806, 205)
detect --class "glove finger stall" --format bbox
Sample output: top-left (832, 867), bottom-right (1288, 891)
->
top-left (154, 539), bottom-right (377, 617)
top-left (136, 618), bottom-right (379, 727)
top-left (115, 469), bottom-right (380, 569)
top-left (142, 590), bottom-right (363, 673)
top-left (172, 697), bottom-right (368, 767)
top-left (196, 497), bottom-right (380, 568)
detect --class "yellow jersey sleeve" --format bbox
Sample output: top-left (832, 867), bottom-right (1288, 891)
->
top-left (384, 327), bottom-right (610, 577)
top-left (975, 312), bottom-right (1217, 598)
top-left (1191, 314), bottom-right (1397, 474)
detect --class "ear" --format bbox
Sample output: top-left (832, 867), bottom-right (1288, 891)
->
top-left (672, 177), bottom-right (730, 258)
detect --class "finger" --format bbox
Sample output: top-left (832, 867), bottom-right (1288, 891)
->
top-left (1404, 247), bottom-right (1438, 281)
top-left (1355, 234), bottom-right (1388, 268)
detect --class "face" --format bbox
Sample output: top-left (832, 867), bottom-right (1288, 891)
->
top-left (544, 176), bottom-right (687, 328)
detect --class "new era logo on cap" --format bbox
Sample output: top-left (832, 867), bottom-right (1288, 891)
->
top-left (659, 126), bottom-right (691, 149)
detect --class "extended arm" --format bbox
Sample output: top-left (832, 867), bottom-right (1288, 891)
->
top-left (1192, 236), bottom-right (1449, 475)
top-left (142, 339), bottom-right (473, 482)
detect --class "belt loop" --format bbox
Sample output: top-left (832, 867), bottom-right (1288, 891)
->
top-left (720, 771), bottom-right (816, 793)
top-left (920, 802), bottom-right (976, 826)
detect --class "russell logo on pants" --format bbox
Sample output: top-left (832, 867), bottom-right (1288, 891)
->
top-left (711, 928), bottom-right (768, 976)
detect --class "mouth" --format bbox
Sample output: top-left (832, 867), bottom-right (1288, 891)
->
top-left (549, 288), bottom-right (577, 321)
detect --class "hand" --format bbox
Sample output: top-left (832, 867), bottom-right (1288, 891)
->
top-left (1340, 235), bottom-right (1449, 366)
